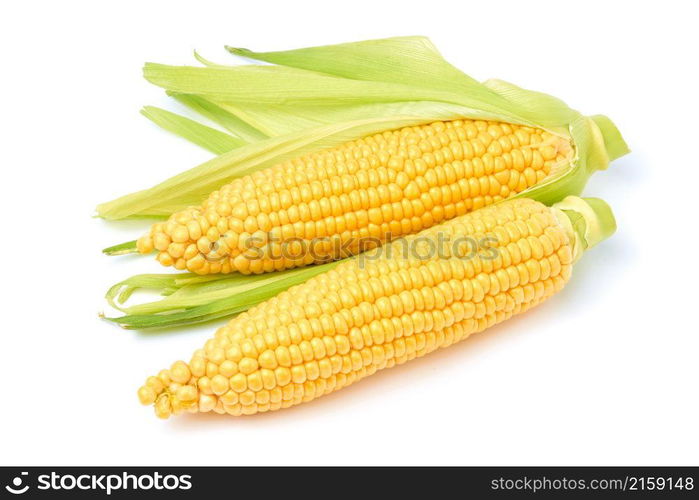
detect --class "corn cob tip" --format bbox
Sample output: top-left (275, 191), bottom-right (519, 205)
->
top-left (136, 234), bottom-right (154, 254)
top-left (138, 361), bottom-right (202, 419)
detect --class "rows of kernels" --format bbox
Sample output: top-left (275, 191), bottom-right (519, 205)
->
top-left (139, 198), bottom-right (574, 418)
top-left (138, 120), bottom-right (572, 274)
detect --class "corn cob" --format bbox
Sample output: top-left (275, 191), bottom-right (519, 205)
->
top-left (137, 196), bottom-right (615, 418)
top-left (137, 119), bottom-right (572, 275)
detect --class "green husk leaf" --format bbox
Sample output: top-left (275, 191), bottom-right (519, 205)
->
top-left (192, 50), bottom-right (228, 68)
top-left (141, 106), bottom-right (245, 154)
top-left (589, 114), bottom-right (630, 162)
top-left (103, 261), bottom-right (341, 329)
top-left (106, 273), bottom-right (182, 309)
top-left (226, 36), bottom-right (479, 92)
top-left (170, 93), bottom-right (268, 142)
top-left (143, 63), bottom-right (461, 106)
top-left (102, 240), bottom-right (138, 256)
top-left (481, 79), bottom-right (577, 128)
top-left (99, 37), bottom-right (627, 220)
top-left (556, 196), bottom-right (617, 252)
top-left (206, 100), bottom-right (505, 140)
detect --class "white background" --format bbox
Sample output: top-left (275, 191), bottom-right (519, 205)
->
top-left (1, 0), bottom-right (697, 466)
